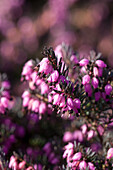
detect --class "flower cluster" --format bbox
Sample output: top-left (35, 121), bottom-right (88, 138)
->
top-left (63, 142), bottom-right (95, 170)
top-left (0, 44), bottom-right (113, 169)
top-left (0, 74), bottom-right (13, 114)
top-left (9, 155), bottom-right (34, 170)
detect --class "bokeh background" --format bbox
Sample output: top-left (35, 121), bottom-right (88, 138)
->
top-left (0, 0), bottom-right (113, 95)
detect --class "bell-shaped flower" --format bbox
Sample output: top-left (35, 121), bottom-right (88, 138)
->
top-left (79, 161), bottom-right (87, 170)
top-left (92, 77), bottom-right (99, 89)
top-left (105, 84), bottom-right (112, 95)
top-left (82, 75), bottom-right (90, 85)
top-left (95, 60), bottom-right (107, 68)
top-left (107, 148), bottom-right (113, 159)
top-left (79, 59), bottom-right (89, 66)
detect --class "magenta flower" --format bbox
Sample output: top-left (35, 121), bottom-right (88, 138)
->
top-left (63, 131), bottom-right (73, 142)
top-left (88, 162), bottom-right (95, 170)
top-left (79, 58), bottom-right (89, 66)
top-left (67, 97), bottom-right (74, 110)
top-left (82, 75), bottom-right (90, 85)
top-left (23, 97), bottom-right (30, 107)
top-left (107, 148), bottom-right (113, 159)
top-left (95, 60), bottom-right (107, 68)
top-left (39, 102), bottom-right (46, 114)
top-left (105, 84), bottom-right (112, 95)
top-left (73, 130), bottom-right (83, 142)
top-left (84, 83), bottom-right (92, 93)
top-left (72, 152), bottom-right (82, 161)
top-left (18, 161), bottom-right (26, 169)
top-left (40, 82), bottom-right (49, 94)
top-left (79, 160), bottom-right (87, 170)
top-left (73, 98), bottom-right (81, 109)
top-left (1, 97), bottom-right (9, 108)
top-left (93, 67), bottom-right (99, 77)
top-left (87, 130), bottom-right (95, 140)
top-left (95, 91), bottom-right (101, 101)
top-left (9, 156), bottom-right (18, 169)
top-left (70, 54), bottom-right (78, 64)
top-left (92, 77), bottom-right (99, 89)
top-left (32, 100), bottom-right (40, 112)
top-left (80, 66), bottom-right (87, 74)
top-left (81, 124), bottom-right (87, 135)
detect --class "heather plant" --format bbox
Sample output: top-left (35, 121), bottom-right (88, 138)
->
top-left (0, 43), bottom-right (113, 170)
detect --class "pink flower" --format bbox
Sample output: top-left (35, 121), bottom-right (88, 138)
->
top-left (88, 162), bottom-right (95, 170)
top-left (73, 98), bottom-right (81, 109)
top-left (82, 75), bottom-right (90, 85)
top-left (31, 100), bottom-right (40, 112)
top-left (38, 57), bottom-right (53, 74)
top-left (26, 166), bottom-right (33, 170)
top-left (23, 97), bottom-right (30, 107)
top-left (105, 84), bottom-right (112, 95)
top-left (53, 93), bottom-right (61, 105)
top-left (79, 59), bottom-right (89, 66)
top-left (65, 142), bottom-right (74, 150)
top-left (73, 130), bottom-right (83, 142)
top-left (87, 130), bottom-right (95, 140)
top-left (70, 54), bottom-right (78, 64)
top-left (22, 90), bottom-right (30, 98)
top-left (92, 77), bottom-right (99, 89)
top-left (9, 156), bottom-right (18, 169)
top-left (72, 152), bottom-right (82, 161)
top-left (79, 161), bottom-right (87, 170)
top-left (39, 102), bottom-right (46, 114)
top-left (67, 98), bottom-right (74, 110)
top-left (81, 124), bottom-right (87, 135)
top-left (18, 161), bottom-right (26, 169)
top-left (40, 82), bottom-right (49, 94)
top-left (80, 66), bottom-right (87, 74)
top-left (59, 95), bottom-right (66, 108)
top-left (93, 67), bottom-right (98, 77)
top-left (97, 125), bottom-right (104, 136)
top-left (1, 97), bottom-right (9, 108)
top-left (107, 148), bottom-right (113, 159)
top-left (95, 60), bottom-right (107, 68)
top-left (63, 131), bottom-right (73, 142)
top-left (47, 70), bottom-right (59, 82)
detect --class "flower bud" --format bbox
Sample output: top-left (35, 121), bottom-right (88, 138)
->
top-left (47, 70), bottom-right (59, 82)
top-left (38, 58), bottom-right (53, 74)
top-left (81, 124), bottom-right (87, 135)
top-left (63, 131), bottom-right (73, 142)
top-left (79, 161), bottom-right (87, 170)
top-left (107, 148), bottom-right (113, 159)
top-left (70, 54), bottom-right (78, 64)
top-left (93, 67), bottom-right (98, 77)
top-left (79, 59), bottom-right (89, 66)
top-left (18, 161), bottom-right (26, 169)
top-left (95, 60), bottom-right (107, 68)
top-left (92, 77), bottom-right (99, 89)
top-left (88, 162), bottom-right (95, 170)
top-left (87, 130), bottom-right (95, 140)
top-left (72, 152), bottom-right (82, 161)
top-left (39, 102), bottom-right (46, 114)
top-left (82, 75), bottom-right (90, 85)
top-left (73, 98), bottom-right (81, 109)
top-left (105, 84), bottom-right (112, 95)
